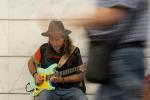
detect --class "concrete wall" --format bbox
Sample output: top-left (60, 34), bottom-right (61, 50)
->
top-left (0, 0), bottom-right (96, 100)
top-left (0, 0), bottom-right (149, 100)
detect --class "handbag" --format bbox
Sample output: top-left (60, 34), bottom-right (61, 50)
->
top-left (86, 41), bottom-right (115, 84)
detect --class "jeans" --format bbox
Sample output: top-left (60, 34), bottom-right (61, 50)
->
top-left (95, 47), bottom-right (145, 100)
top-left (35, 87), bottom-right (87, 100)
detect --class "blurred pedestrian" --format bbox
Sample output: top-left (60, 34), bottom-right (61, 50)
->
top-left (70, 0), bottom-right (149, 100)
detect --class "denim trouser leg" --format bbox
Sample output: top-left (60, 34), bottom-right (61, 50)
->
top-left (55, 88), bottom-right (87, 100)
top-left (35, 88), bottom-right (87, 100)
top-left (37, 90), bottom-right (60, 100)
top-left (95, 47), bottom-right (145, 100)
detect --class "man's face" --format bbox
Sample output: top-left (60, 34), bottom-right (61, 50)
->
top-left (49, 35), bottom-right (65, 51)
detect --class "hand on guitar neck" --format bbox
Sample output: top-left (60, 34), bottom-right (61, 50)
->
top-left (49, 75), bottom-right (64, 83)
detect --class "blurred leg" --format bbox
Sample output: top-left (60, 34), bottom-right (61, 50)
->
top-left (95, 47), bottom-right (145, 100)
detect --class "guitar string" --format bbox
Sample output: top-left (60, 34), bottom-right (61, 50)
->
top-left (58, 66), bottom-right (80, 76)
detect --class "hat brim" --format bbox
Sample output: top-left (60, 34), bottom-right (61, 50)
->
top-left (41, 29), bottom-right (72, 37)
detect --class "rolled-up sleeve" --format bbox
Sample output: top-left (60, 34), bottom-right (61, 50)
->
top-left (32, 48), bottom-right (41, 66)
top-left (95, 0), bottom-right (142, 9)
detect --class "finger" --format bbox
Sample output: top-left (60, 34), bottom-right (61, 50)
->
top-left (50, 77), bottom-right (56, 82)
top-left (55, 71), bottom-right (59, 76)
top-left (39, 77), bottom-right (43, 81)
top-left (37, 81), bottom-right (42, 85)
top-left (49, 77), bottom-right (53, 81)
top-left (51, 76), bottom-right (56, 79)
top-left (37, 79), bottom-right (43, 83)
top-left (39, 76), bottom-right (44, 80)
top-left (50, 77), bottom-right (55, 81)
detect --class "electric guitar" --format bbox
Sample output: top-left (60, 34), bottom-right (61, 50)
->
top-left (26, 63), bottom-right (86, 96)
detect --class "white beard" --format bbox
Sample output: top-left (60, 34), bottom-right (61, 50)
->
top-left (53, 46), bottom-right (61, 51)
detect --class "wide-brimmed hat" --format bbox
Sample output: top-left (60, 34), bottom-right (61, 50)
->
top-left (41, 20), bottom-right (71, 37)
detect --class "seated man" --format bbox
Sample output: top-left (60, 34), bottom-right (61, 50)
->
top-left (27, 20), bottom-right (87, 100)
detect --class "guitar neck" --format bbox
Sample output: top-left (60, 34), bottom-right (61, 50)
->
top-left (58, 66), bottom-right (80, 76)
top-left (47, 64), bottom-right (85, 79)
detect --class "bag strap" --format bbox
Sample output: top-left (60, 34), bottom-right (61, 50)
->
top-left (57, 45), bottom-right (77, 68)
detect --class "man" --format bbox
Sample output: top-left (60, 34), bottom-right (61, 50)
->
top-left (27, 20), bottom-right (87, 100)
top-left (70, 0), bottom-right (149, 100)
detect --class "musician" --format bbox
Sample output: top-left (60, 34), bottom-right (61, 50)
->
top-left (27, 20), bottom-right (87, 100)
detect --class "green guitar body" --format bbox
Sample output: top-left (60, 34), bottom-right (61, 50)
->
top-left (27, 64), bottom-right (58, 96)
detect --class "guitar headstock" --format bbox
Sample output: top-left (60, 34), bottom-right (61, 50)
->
top-left (79, 64), bottom-right (86, 72)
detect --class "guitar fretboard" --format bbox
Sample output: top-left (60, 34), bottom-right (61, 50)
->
top-left (47, 64), bottom-right (85, 80)
top-left (58, 66), bottom-right (80, 76)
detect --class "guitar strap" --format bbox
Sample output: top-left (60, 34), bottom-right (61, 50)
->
top-left (57, 45), bottom-right (77, 68)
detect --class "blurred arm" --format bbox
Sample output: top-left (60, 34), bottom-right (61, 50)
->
top-left (71, 7), bottom-right (127, 27)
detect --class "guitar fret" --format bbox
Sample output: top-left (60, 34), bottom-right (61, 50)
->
top-left (66, 69), bottom-right (69, 75)
top-left (66, 70), bottom-right (69, 74)
top-left (76, 67), bottom-right (78, 71)
top-left (68, 69), bottom-right (71, 74)
top-left (72, 68), bottom-right (75, 72)
top-left (62, 70), bottom-right (65, 76)
top-left (69, 69), bottom-right (71, 75)
top-left (75, 67), bottom-right (77, 71)
top-left (64, 70), bottom-right (67, 76)
top-left (75, 67), bottom-right (77, 72)
top-left (68, 69), bottom-right (70, 74)
top-left (59, 71), bottom-right (62, 76)
top-left (64, 70), bottom-right (66, 76)
top-left (67, 69), bottom-right (69, 75)
top-left (76, 67), bottom-right (77, 71)
top-left (58, 65), bottom-right (84, 76)
top-left (71, 68), bottom-right (73, 73)
top-left (58, 72), bottom-right (60, 76)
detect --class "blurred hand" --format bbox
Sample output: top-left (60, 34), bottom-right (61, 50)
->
top-left (50, 76), bottom-right (63, 83)
top-left (34, 73), bottom-right (44, 85)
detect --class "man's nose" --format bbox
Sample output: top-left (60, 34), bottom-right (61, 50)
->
top-left (53, 42), bottom-right (59, 46)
